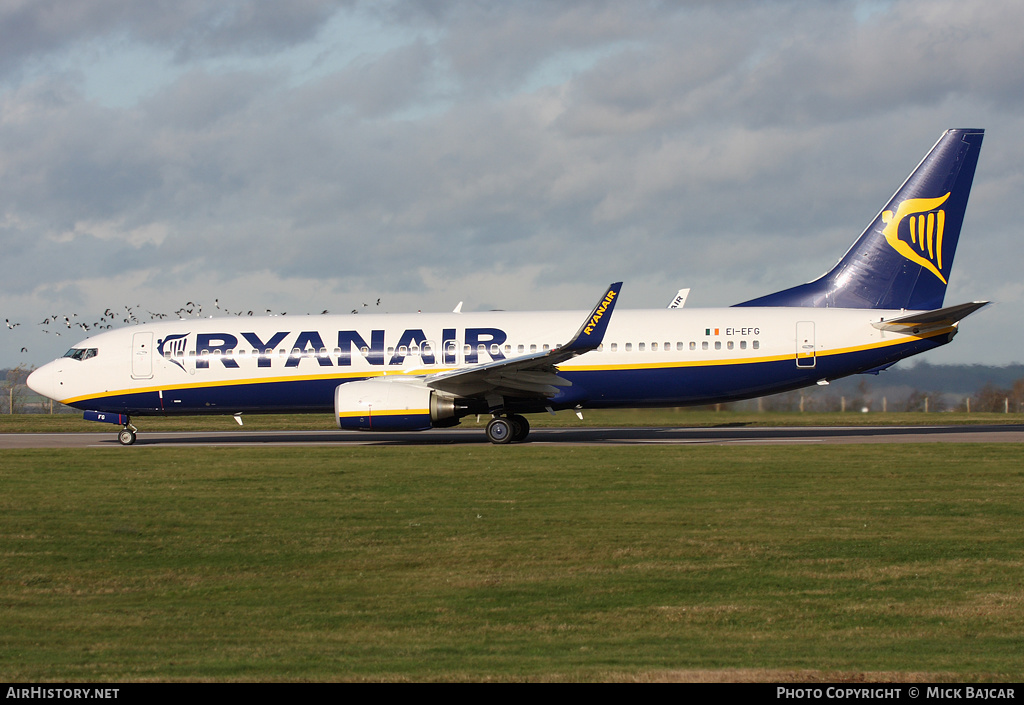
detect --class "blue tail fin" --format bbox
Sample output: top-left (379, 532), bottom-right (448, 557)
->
top-left (735, 129), bottom-right (984, 310)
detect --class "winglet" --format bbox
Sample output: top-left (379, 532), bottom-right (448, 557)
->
top-left (562, 282), bottom-right (623, 353)
top-left (423, 282), bottom-right (623, 397)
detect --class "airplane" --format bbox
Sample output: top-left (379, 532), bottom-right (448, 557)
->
top-left (28, 128), bottom-right (987, 445)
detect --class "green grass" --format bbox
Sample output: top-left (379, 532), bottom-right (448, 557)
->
top-left (2, 444), bottom-right (1022, 681)
top-left (1, 408), bottom-right (1021, 434)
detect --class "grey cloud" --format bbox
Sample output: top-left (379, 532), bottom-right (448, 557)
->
top-left (0, 0), bottom-right (347, 78)
top-left (3, 0), bottom-right (1023, 368)
top-left (310, 39), bottom-right (437, 118)
top-left (0, 80), bottom-right (161, 228)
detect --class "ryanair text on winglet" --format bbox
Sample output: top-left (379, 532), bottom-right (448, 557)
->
top-left (583, 289), bottom-right (617, 336)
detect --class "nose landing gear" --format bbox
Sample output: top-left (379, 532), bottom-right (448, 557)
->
top-left (82, 411), bottom-right (139, 446)
top-left (117, 420), bottom-right (138, 446)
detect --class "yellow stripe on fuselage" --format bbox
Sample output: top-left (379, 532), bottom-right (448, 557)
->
top-left (59, 327), bottom-right (953, 407)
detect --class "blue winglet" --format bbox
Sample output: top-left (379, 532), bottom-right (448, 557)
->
top-left (562, 282), bottom-right (622, 353)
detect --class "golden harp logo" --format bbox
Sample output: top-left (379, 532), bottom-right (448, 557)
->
top-left (880, 192), bottom-right (951, 284)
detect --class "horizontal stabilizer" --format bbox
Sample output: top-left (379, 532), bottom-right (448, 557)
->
top-left (872, 301), bottom-right (989, 334)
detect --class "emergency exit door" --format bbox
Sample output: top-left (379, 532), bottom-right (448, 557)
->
top-left (796, 321), bottom-right (816, 368)
top-left (132, 332), bottom-right (154, 379)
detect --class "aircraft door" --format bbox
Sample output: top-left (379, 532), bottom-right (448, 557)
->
top-left (795, 321), bottom-right (815, 368)
top-left (443, 338), bottom-right (461, 367)
top-left (132, 332), bottom-right (154, 379)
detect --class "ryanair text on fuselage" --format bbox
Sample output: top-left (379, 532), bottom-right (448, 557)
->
top-left (159, 327), bottom-right (510, 370)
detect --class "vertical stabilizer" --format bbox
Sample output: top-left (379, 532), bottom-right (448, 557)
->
top-left (736, 129), bottom-right (983, 310)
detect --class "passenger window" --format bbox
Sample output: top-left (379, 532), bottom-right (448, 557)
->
top-left (715, 341), bottom-right (721, 350)
top-left (753, 341), bottom-right (760, 350)
top-left (625, 343), bottom-right (632, 352)
top-left (702, 341), bottom-right (708, 350)
top-left (610, 343), bottom-right (617, 352)
top-left (689, 342), bottom-right (696, 351)
top-left (638, 343), bottom-right (645, 351)
top-left (727, 341), bottom-right (734, 350)
top-left (740, 341), bottom-right (747, 350)
top-left (651, 342), bottom-right (658, 351)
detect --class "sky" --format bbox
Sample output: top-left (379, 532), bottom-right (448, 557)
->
top-left (1, 0), bottom-right (1022, 369)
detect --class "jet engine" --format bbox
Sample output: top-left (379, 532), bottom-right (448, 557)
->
top-left (335, 379), bottom-right (458, 431)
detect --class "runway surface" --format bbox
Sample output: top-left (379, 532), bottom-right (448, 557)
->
top-left (2, 424), bottom-right (1023, 448)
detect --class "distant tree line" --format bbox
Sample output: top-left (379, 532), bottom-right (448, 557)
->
top-left (706, 377), bottom-right (1024, 414)
top-left (2, 365), bottom-right (33, 414)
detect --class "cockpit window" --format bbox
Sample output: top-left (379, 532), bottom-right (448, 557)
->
top-left (63, 348), bottom-right (99, 361)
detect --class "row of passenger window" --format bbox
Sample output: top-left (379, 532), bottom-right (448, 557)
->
top-left (181, 339), bottom-right (761, 359)
top-left (603, 340), bottom-right (761, 352)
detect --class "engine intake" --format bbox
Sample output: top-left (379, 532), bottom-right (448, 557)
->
top-left (335, 379), bottom-right (457, 431)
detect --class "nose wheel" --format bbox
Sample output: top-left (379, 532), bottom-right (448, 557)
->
top-left (118, 422), bottom-right (138, 446)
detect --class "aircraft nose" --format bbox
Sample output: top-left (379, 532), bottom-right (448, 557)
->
top-left (27, 363), bottom-right (59, 402)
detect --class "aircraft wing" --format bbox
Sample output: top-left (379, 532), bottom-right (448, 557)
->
top-left (424, 282), bottom-right (622, 398)
top-left (871, 301), bottom-right (989, 334)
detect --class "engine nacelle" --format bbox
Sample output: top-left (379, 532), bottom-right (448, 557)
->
top-left (335, 379), bottom-right (457, 431)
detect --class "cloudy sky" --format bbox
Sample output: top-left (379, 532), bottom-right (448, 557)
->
top-left (1, 0), bottom-right (1021, 369)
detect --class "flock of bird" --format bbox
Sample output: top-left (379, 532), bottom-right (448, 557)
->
top-left (4, 298), bottom-right (384, 356)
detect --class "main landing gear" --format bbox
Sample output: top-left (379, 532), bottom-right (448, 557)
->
top-left (485, 414), bottom-right (530, 444)
top-left (118, 420), bottom-right (138, 446)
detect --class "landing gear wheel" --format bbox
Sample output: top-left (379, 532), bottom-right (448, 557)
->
top-left (509, 414), bottom-right (530, 442)
top-left (118, 428), bottom-right (137, 446)
top-left (486, 417), bottom-right (513, 445)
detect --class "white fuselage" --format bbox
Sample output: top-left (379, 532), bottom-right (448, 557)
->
top-left (29, 306), bottom-right (953, 416)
